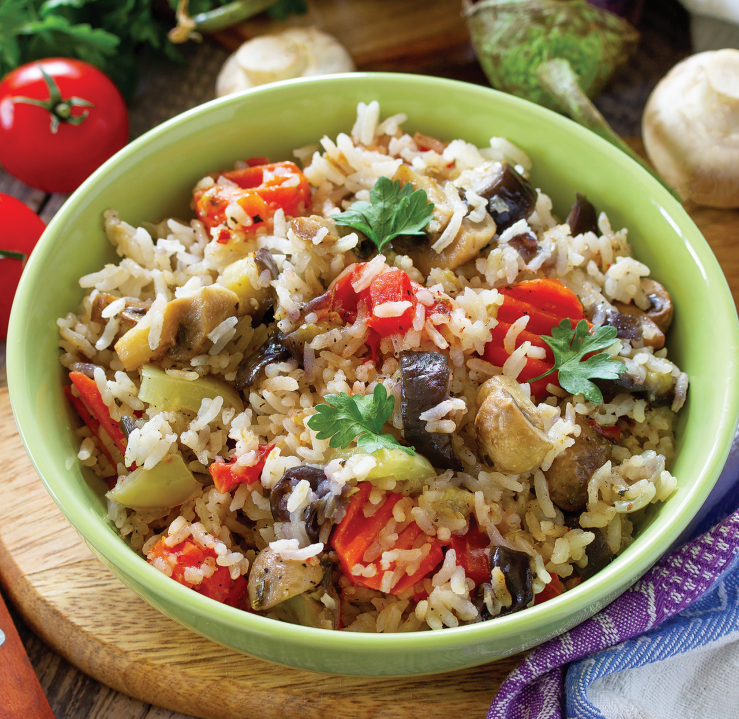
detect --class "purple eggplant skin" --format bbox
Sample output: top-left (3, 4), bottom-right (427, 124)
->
top-left (566, 193), bottom-right (599, 237)
top-left (477, 163), bottom-right (537, 233)
top-left (491, 546), bottom-right (534, 616)
top-left (234, 329), bottom-right (292, 391)
top-left (399, 351), bottom-right (462, 471)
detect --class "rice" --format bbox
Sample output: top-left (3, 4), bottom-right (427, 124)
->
top-left (59, 100), bottom-right (687, 634)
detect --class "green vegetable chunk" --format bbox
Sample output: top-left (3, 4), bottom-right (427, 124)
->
top-left (529, 319), bottom-right (626, 402)
top-left (106, 454), bottom-right (200, 510)
top-left (328, 446), bottom-right (435, 493)
top-left (333, 176), bottom-right (434, 254)
top-left (307, 384), bottom-right (415, 456)
top-left (139, 365), bottom-right (243, 414)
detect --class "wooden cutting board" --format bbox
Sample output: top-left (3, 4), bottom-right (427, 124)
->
top-left (0, 159), bottom-right (737, 718)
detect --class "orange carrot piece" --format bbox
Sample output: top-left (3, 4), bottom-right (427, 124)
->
top-left (64, 385), bottom-right (118, 477)
top-left (500, 278), bottom-right (584, 320)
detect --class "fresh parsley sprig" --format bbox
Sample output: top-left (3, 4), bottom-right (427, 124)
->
top-left (529, 320), bottom-right (626, 403)
top-left (306, 383), bottom-right (415, 456)
top-left (333, 176), bottom-right (434, 254)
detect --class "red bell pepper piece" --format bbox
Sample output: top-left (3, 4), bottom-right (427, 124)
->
top-left (331, 483), bottom-right (443, 595)
top-left (68, 371), bottom-right (127, 456)
top-left (450, 522), bottom-right (491, 585)
top-left (587, 420), bottom-right (622, 443)
top-left (148, 537), bottom-right (248, 608)
top-left (64, 384), bottom-right (117, 482)
top-left (194, 161), bottom-right (311, 231)
top-left (209, 443), bottom-right (274, 493)
top-left (363, 267), bottom-right (417, 337)
top-left (534, 573), bottom-right (563, 605)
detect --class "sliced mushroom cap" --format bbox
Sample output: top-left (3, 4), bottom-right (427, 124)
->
top-left (166, 285), bottom-right (240, 362)
top-left (566, 193), bottom-right (598, 237)
top-left (247, 547), bottom-right (323, 611)
top-left (544, 416), bottom-right (612, 513)
top-left (408, 213), bottom-right (496, 276)
top-left (114, 285), bottom-right (239, 371)
top-left (605, 301), bottom-right (665, 350)
top-left (393, 164), bottom-right (454, 232)
top-left (91, 293), bottom-right (152, 336)
top-left (475, 375), bottom-right (553, 475)
top-left (640, 279), bottom-right (673, 333)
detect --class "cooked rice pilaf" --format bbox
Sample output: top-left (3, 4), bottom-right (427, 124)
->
top-left (59, 102), bottom-right (687, 632)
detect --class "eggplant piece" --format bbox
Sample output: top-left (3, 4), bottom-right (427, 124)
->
top-left (399, 351), bottom-right (462, 471)
top-left (477, 162), bottom-right (537, 233)
top-left (641, 279), bottom-right (673, 333)
top-left (234, 329), bottom-right (291, 391)
top-left (566, 193), bottom-right (598, 236)
top-left (507, 230), bottom-right (539, 262)
top-left (69, 362), bottom-right (100, 379)
top-left (270, 466), bottom-right (347, 543)
top-left (603, 302), bottom-right (665, 350)
top-left (491, 546), bottom-right (533, 616)
top-left (247, 548), bottom-right (323, 611)
top-left (270, 465), bottom-right (326, 522)
top-left (562, 513), bottom-right (614, 581)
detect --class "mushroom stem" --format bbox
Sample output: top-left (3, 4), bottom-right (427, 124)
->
top-left (536, 59), bottom-right (680, 200)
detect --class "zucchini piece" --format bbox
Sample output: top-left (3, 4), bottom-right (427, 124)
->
top-left (328, 446), bottom-right (435, 494)
top-left (106, 454), bottom-right (201, 510)
top-left (139, 365), bottom-right (243, 414)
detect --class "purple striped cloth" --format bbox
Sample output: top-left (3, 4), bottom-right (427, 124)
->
top-left (487, 510), bottom-right (739, 718)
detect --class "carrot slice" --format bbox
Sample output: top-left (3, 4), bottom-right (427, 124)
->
top-left (69, 372), bottom-right (127, 455)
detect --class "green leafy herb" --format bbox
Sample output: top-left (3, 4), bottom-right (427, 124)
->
top-left (333, 176), bottom-right (435, 254)
top-left (306, 383), bottom-right (415, 456)
top-left (529, 319), bottom-right (626, 402)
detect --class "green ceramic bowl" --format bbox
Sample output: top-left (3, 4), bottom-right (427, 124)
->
top-left (8, 74), bottom-right (739, 676)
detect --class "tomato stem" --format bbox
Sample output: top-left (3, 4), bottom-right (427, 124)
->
top-left (0, 249), bottom-right (27, 264)
top-left (11, 65), bottom-right (94, 134)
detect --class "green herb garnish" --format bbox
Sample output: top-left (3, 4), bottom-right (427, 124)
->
top-left (306, 383), bottom-right (415, 456)
top-left (333, 176), bottom-right (434, 254)
top-left (529, 319), bottom-right (626, 403)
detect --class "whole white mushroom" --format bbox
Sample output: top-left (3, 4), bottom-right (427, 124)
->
top-left (643, 49), bottom-right (739, 208)
top-left (215, 27), bottom-right (355, 98)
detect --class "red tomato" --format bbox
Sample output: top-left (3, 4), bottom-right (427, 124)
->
top-left (0, 194), bottom-right (45, 338)
top-left (147, 538), bottom-right (247, 608)
top-left (534, 574), bottom-right (563, 605)
top-left (450, 522), bottom-right (491, 585)
top-left (363, 268), bottom-right (417, 337)
top-left (208, 443), bottom-right (274, 493)
top-left (0, 59), bottom-right (129, 193)
top-left (194, 161), bottom-right (311, 232)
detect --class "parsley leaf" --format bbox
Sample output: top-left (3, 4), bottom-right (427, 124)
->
top-left (306, 383), bottom-right (415, 456)
top-left (333, 176), bottom-right (435, 254)
top-left (529, 319), bottom-right (626, 403)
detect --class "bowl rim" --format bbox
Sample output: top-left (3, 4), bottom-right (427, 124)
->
top-left (8, 71), bottom-right (739, 657)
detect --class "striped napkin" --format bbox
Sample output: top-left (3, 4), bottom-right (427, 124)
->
top-left (488, 426), bottom-right (739, 719)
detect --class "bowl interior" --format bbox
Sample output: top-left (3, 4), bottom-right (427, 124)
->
top-left (8, 73), bottom-right (739, 675)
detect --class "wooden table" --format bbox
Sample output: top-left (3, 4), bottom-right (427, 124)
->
top-left (0, 2), bottom-right (705, 716)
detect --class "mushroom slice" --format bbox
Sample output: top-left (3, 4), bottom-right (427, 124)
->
top-left (290, 215), bottom-right (342, 244)
top-left (234, 328), bottom-right (292, 391)
top-left (114, 285), bottom-right (239, 371)
top-left (640, 279), bottom-right (673, 333)
top-left (91, 293), bottom-right (152, 335)
top-left (247, 547), bottom-right (323, 611)
top-left (475, 376), bottom-right (553, 475)
top-left (544, 416), bottom-right (612, 513)
top-left (393, 164), bottom-right (454, 232)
